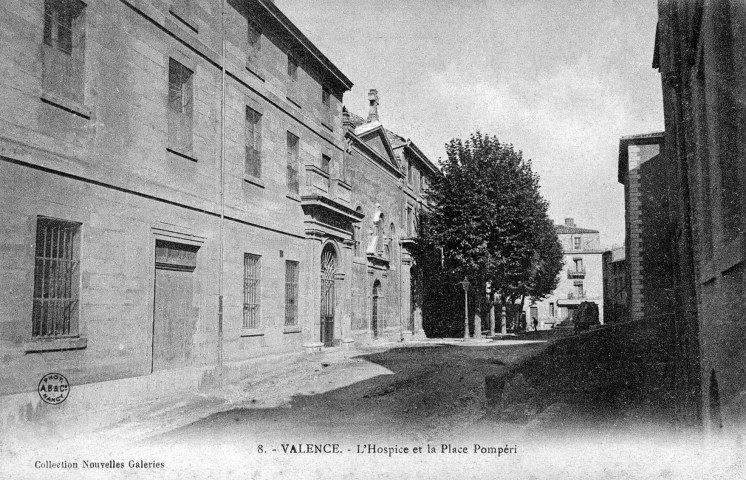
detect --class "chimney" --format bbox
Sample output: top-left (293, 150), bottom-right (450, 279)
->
top-left (367, 89), bottom-right (379, 122)
top-left (565, 218), bottom-right (575, 227)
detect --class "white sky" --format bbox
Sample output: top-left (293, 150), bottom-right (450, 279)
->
top-left (275, 0), bottom-right (664, 247)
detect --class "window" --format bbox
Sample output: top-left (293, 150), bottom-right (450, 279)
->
top-left (246, 21), bottom-right (261, 68)
top-left (407, 162), bottom-right (413, 185)
top-left (42, 0), bottom-right (86, 103)
top-left (574, 258), bottom-right (583, 272)
top-left (286, 132), bottom-right (300, 193)
top-left (168, 58), bottom-right (194, 154)
top-left (574, 281), bottom-right (584, 298)
top-left (321, 154), bottom-right (331, 175)
top-left (243, 254), bottom-right (261, 329)
top-left (406, 206), bottom-right (413, 237)
top-left (387, 223), bottom-right (396, 259)
top-left (284, 260), bottom-right (299, 326)
top-left (245, 107), bottom-right (262, 177)
top-left (32, 217), bottom-right (81, 338)
top-left (322, 86), bottom-right (332, 126)
top-left (573, 237), bottom-right (581, 249)
top-left (354, 207), bottom-right (363, 256)
top-left (419, 171), bottom-right (425, 192)
top-left (287, 55), bottom-right (299, 100)
top-left (550, 303), bottom-right (555, 317)
top-left (376, 214), bottom-right (385, 254)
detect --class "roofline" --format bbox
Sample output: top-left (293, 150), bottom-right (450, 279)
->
top-left (346, 131), bottom-right (404, 179)
top-left (254, 0), bottom-right (353, 92)
top-left (399, 140), bottom-right (440, 175)
top-left (617, 132), bottom-right (665, 184)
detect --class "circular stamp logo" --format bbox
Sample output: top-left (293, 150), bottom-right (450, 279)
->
top-left (38, 373), bottom-right (70, 405)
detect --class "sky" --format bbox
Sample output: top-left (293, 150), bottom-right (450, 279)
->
top-left (275, 0), bottom-right (664, 248)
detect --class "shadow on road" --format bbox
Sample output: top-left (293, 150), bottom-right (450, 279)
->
top-left (152, 343), bottom-right (546, 447)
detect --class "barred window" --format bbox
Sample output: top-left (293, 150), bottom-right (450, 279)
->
top-left (42, 0), bottom-right (86, 103)
top-left (286, 132), bottom-right (300, 193)
top-left (245, 107), bottom-right (262, 177)
top-left (168, 58), bottom-right (194, 153)
top-left (285, 260), bottom-right (299, 326)
top-left (32, 217), bottom-right (81, 338)
top-left (243, 254), bottom-right (261, 329)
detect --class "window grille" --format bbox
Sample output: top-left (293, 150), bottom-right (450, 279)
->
top-left (243, 254), bottom-right (261, 329)
top-left (286, 132), bottom-right (300, 193)
top-left (285, 261), bottom-right (299, 326)
top-left (32, 217), bottom-right (80, 338)
top-left (245, 107), bottom-right (262, 177)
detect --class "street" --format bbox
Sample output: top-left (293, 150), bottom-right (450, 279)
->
top-left (154, 340), bottom-right (547, 446)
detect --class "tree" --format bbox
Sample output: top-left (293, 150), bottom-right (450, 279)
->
top-left (415, 133), bottom-right (562, 336)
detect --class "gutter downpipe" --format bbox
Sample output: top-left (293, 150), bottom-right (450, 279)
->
top-left (218, 0), bottom-right (226, 367)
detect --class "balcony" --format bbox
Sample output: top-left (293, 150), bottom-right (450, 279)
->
top-left (567, 267), bottom-right (586, 279)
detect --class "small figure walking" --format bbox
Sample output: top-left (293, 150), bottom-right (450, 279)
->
top-left (532, 316), bottom-right (538, 332)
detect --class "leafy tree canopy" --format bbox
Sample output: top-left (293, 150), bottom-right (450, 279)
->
top-left (419, 132), bottom-right (562, 303)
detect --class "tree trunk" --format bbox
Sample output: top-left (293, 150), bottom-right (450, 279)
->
top-left (519, 295), bottom-right (527, 332)
top-left (500, 294), bottom-right (507, 335)
top-left (489, 293), bottom-right (496, 336)
top-left (473, 294), bottom-right (482, 339)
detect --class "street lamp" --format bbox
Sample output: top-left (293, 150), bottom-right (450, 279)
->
top-left (457, 277), bottom-right (470, 339)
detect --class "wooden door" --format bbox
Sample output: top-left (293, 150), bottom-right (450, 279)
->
top-left (152, 240), bottom-right (198, 372)
top-left (371, 281), bottom-right (381, 338)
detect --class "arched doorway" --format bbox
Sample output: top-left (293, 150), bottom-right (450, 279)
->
top-left (372, 280), bottom-right (381, 338)
top-left (320, 244), bottom-right (337, 347)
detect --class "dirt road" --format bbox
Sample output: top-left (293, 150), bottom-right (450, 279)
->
top-left (156, 340), bottom-right (546, 446)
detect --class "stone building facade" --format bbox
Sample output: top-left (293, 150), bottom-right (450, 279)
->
top-left (525, 218), bottom-right (604, 329)
top-left (617, 132), bottom-right (676, 323)
top-left (654, 0), bottom-right (746, 434)
top-left (602, 244), bottom-right (627, 324)
top-left (0, 0), bottom-right (435, 423)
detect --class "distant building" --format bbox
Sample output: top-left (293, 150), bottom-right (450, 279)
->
top-left (525, 218), bottom-right (604, 329)
top-left (654, 0), bottom-right (746, 433)
top-left (602, 244), bottom-right (627, 324)
top-left (617, 132), bottom-right (675, 323)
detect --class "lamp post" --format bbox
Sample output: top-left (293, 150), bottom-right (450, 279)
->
top-left (458, 277), bottom-right (470, 339)
top-left (486, 281), bottom-right (495, 336)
